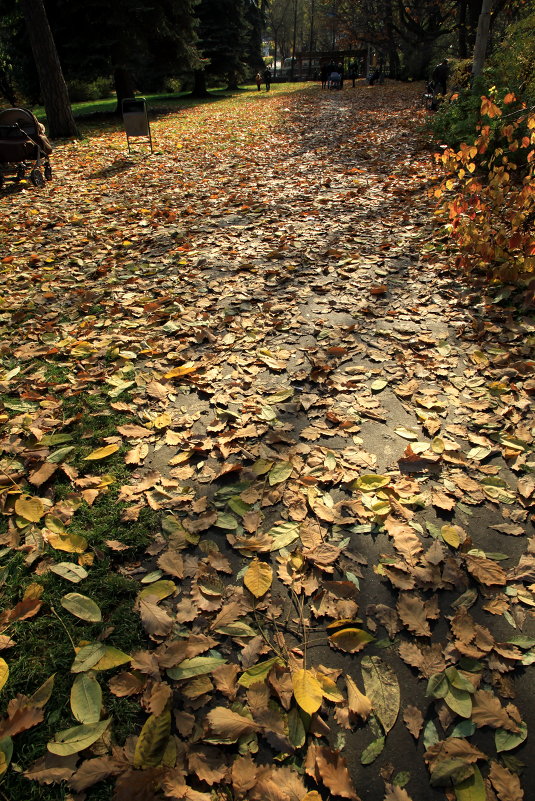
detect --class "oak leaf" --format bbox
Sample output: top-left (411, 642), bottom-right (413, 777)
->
top-left (471, 690), bottom-right (519, 732)
top-left (403, 705), bottom-right (424, 739)
top-left (396, 593), bottom-right (431, 637)
top-left (489, 761), bottom-right (524, 801)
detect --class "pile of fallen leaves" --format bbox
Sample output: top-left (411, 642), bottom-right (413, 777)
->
top-left (0, 81), bottom-right (534, 801)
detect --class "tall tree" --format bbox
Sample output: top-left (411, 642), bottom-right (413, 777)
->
top-left (43, 0), bottom-right (199, 110)
top-left (472, 0), bottom-right (492, 78)
top-left (191, 0), bottom-right (259, 95)
top-left (20, 0), bottom-right (78, 138)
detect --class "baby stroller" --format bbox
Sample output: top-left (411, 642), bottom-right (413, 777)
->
top-left (0, 107), bottom-right (53, 189)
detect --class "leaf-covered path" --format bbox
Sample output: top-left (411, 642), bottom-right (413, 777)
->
top-left (0, 82), bottom-right (534, 801)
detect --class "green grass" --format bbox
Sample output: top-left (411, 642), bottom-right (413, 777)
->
top-left (30, 82), bottom-right (311, 123)
top-left (0, 374), bottom-right (161, 799)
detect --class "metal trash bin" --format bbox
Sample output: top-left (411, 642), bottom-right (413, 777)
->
top-left (122, 97), bottom-right (153, 153)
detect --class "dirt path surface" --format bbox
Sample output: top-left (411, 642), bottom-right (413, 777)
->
top-left (1, 82), bottom-right (534, 801)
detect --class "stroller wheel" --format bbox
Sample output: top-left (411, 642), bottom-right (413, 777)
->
top-left (30, 168), bottom-right (45, 187)
top-left (16, 164), bottom-right (25, 181)
top-left (44, 164), bottom-right (52, 181)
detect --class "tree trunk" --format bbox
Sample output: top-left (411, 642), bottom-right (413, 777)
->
top-left (190, 69), bottom-right (210, 98)
top-left (20, 0), bottom-right (78, 138)
top-left (227, 71), bottom-right (239, 90)
top-left (472, 0), bottom-right (492, 80)
top-left (383, 0), bottom-right (400, 78)
top-left (113, 67), bottom-right (136, 113)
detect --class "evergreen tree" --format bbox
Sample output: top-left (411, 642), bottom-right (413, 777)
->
top-left (191, 0), bottom-right (261, 96)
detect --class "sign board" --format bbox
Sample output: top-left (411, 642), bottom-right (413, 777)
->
top-left (122, 98), bottom-right (153, 152)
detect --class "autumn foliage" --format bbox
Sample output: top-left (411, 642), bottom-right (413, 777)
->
top-left (435, 92), bottom-right (535, 285)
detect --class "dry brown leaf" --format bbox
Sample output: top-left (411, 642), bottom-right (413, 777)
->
top-left (489, 761), bottom-right (524, 801)
top-left (188, 745), bottom-right (227, 785)
top-left (465, 555), bottom-right (507, 586)
top-left (138, 599), bottom-right (174, 638)
top-left (114, 767), bottom-right (167, 801)
top-left (383, 786), bottom-right (415, 801)
top-left (251, 765), bottom-right (307, 801)
top-left (206, 707), bottom-right (260, 740)
top-left (28, 462), bottom-right (58, 487)
top-left (403, 705), bottom-right (424, 739)
top-left (305, 744), bottom-right (360, 800)
top-left (24, 753), bottom-right (78, 785)
top-left (108, 671), bottom-right (147, 697)
top-left (424, 737), bottom-right (486, 771)
top-left (396, 593), bottom-right (431, 637)
top-left (0, 700), bottom-right (44, 738)
top-left (157, 550), bottom-right (184, 579)
top-left (232, 754), bottom-right (258, 797)
top-left (471, 690), bottom-right (519, 732)
top-left (346, 675), bottom-right (371, 720)
top-left (146, 681), bottom-right (173, 716)
top-left (69, 756), bottom-right (124, 792)
top-left (397, 641), bottom-right (446, 678)
top-left (212, 663), bottom-right (240, 699)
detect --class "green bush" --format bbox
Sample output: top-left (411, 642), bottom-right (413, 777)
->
top-left (489, 11), bottom-right (535, 102)
top-left (428, 84), bottom-right (486, 149)
top-left (67, 77), bottom-right (113, 103)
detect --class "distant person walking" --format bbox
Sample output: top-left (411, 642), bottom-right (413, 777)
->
top-left (264, 68), bottom-right (272, 91)
top-left (432, 59), bottom-right (449, 95)
top-left (255, 72), bottom-right (262, 91)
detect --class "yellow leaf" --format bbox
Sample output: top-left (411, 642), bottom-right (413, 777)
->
top-left (148, 413), bottom-right (172, 430)
top-left (315, 672), bottom-right (344, 703)
top-left (15, 495), bottom-right (44, 522)
top-left (133, 709), bottom-right (171, 768)
top-left (23, 582), bottom-right (44, 601)
top-left (441, 525), bottom-right (463, 549)
top-left (92, 646), bottom-right (131, 671)
top-left (292, 668), bottom-right (323, 715)
top-left (83, 444), bottom-right (120, 461)
top-left (46, 532), bottom-right (88, 553)
top-left (328, 627), bottom-right (374, 653)
top-left (243, 559), bottom-right (273, 598)
top-left (0, 658), bottom-right (8, 691)
top-left (163, 363), bottom-right (198, 379)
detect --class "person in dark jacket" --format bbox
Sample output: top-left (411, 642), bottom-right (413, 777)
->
top-left (264, 68), bottom-right (272, 91)
top-left (432, 59), bottom-right (449, 95)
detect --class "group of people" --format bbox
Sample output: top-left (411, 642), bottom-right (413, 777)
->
top-left (320, 62), bottom-right (348, 90)
top-left (255, 68), bottom-right (272, 91)
top-left (253, 57), bottom-right (449, 99)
